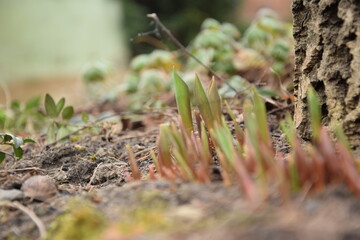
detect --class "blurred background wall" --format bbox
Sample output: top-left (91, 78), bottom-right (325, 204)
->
top-left (239, 0), bottom-right (292, 22)
top-left (0, 0), bottom-right (127, 105)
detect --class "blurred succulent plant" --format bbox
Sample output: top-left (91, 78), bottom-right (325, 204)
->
top-left (123, 50), bottom-right (180, 111)
top-left (241, 9), bottom-right (293, 76)
top-left (83, 61), bottom-right (119, 102)
top-left (187, 18), bottom-right (240, 74)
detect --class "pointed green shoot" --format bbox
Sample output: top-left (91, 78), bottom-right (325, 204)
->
top-left (334, 124), bottom-right (351, 151)
top-left (150, 149), bottom-right (161, 176)
top-left (200, 122), bottom-right (212, 164)
top-left (279, 114), bottom-right (296, 148)
top-left (307, 87), bottom-right (321, 142)
top-left (173, 149), bottom-right (195, 181)
top-left (158, 124), bottom-right (173, 168)
top-left (208, 77), bottom-right (222, 124)
top-left (225, 100), bottom-right (244, 145)
top-left (252, 88), bottom-right (270, 144)
top-left (194, 75), bottom-right (214, 129)
top-left (172, 70), bottom-right (193, 134)
top-left (211, 124), bottom-right (235, 166)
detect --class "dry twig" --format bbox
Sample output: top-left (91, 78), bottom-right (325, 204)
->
top-left (0, 201), bottom-right (46, 239)
top-left (146, 13), bottom-right (238, 93)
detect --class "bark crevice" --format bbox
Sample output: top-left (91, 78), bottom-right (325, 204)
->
top-left (293, 0), bottom-right (360, 152)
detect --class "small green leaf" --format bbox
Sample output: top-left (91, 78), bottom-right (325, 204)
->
top-left (45, 94), bottom-right (58, 118)
top-left (81, 112), bottom-right (90, 124)
top-left (3, 133), bottom-right (14, 143)
top-left (23, 138), bottom-right (36, 144)
top-left (172, 70), bottom-right (193, 134)
top-left (25, 96), bottom-right (41, 110)
top-left (0, 152), bottom-right (5, 163)
top-left (62, 106), bottom-right (74, 120)
top-left (13, 146), bottom-right (23, 159)
top-left (56, 98), bottom-right (66, 116)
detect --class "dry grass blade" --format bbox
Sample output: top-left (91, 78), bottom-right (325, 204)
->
top-left (316, 127), bottom-right (340, 182)
top-left (126, 144), bottom-right (141, 180)
top-left (234, 155), bottom-right (259, 204)
top-left (336, 143), bottom-right (360, 196)
top-left (0, 201), bottom-right (46, 239)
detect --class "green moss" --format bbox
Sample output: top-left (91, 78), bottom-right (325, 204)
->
top-left (115, 190), bottom-right (172, 236)
top-left (117, 205), bottom-right (171, 236)
top-left (46, 199), bottom-right (106, 240)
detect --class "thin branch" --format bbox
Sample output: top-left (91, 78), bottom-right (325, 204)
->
top-left (0, 201), bottom-right (46, 239)
top-left (44, 113), bottom-right (123, 148)
top-left (0, 150), bottom-right (16, 160)
top-left (146, 13), bottom-right (238, 93)
top-left (0, 167), bottom-right (48, 174)
top-left (267, 103), bottom-right (294, 115)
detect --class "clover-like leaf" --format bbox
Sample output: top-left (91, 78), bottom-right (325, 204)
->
top-left (45, 94), bottom-right (58, 118)
top-left (56, 98), bottom-right (66, 116)
top-left (62, 106), bottom-right (74, 120)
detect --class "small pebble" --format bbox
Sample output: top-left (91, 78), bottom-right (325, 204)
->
top-left (21, 175), bottom-right (58, 201)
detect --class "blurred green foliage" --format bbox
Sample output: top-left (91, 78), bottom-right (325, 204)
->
top-left (122, 0), bottom-right (241, 55)
top-left (121, 13), bottom-right (293, 110)
top-left (0, 96), bottom-right (45, 133)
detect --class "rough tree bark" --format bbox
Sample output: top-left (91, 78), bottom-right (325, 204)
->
top-left (292, 0), bottom-right (360, 152)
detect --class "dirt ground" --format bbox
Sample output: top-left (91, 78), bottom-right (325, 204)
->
top-left (1, 107), bottom-right (360, 240)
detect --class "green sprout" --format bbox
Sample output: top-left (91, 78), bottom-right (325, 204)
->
top-left (44, 94), bottom-right (75, 143)
top-left (0, 133), bottom-right (35, 163)
top-left (172, 70), bottom-right (193, 134)
top-left (194, 75), bottom-right (216, 130)
top-left (307, 87), bottom-right (321, 142)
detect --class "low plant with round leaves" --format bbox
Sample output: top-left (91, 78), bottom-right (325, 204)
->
top-left (0, 133), bottom-right (35, 163)
top-left (44, 94), bottom-right (75, 143)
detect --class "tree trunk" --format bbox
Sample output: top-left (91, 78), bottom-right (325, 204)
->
top-left (292, 0), bottom-right (360, 152)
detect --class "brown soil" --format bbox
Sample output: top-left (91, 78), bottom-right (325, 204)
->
top-left (1, 110), bottom-right (360, 240)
